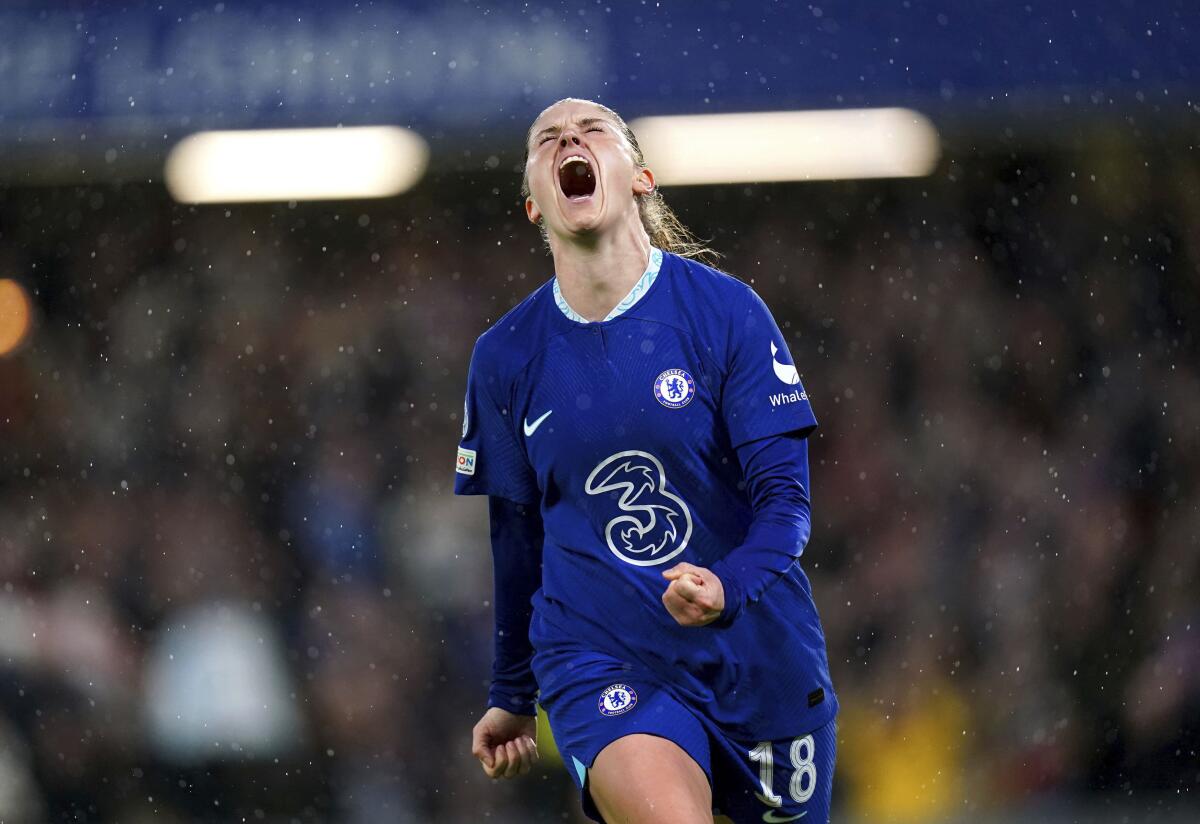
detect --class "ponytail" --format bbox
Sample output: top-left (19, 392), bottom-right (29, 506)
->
top-left (635, 188), bottom-right (720, 266)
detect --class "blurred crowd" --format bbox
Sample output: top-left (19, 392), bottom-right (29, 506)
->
top-left (0, 138), bottom-right (1197, 822)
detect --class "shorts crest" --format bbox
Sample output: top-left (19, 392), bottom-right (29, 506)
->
top-left (598, 683), bottom-right (638, 716)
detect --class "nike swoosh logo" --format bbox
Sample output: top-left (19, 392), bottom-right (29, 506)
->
top-left (770, 341), bottom-right (800, 385)
top-left (523, 409), bottom-right (553, 437)
top-left (762, 811), bottom-right (806, 823)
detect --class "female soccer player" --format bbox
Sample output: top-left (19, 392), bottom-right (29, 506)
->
top-left (456, 98), bottom-right (837, 824)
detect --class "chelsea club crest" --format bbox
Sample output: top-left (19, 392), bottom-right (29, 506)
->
top-left (653, 368), bottom-right (695, 409)
top-left (598, 683), bottom-right (638, 717)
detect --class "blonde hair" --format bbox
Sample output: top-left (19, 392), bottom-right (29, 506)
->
top-left (521, 99), bottom-right (719, 266)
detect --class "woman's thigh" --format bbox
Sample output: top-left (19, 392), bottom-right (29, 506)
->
top-left (589, 733), bottom-right (714, 824)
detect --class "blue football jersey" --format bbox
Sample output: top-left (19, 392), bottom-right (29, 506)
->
top-left (455, 250), bottom-right (837, 739)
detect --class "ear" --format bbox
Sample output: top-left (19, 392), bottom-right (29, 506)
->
top-left (633, 166), bottom-right (655, 196)
top-left (525, 196), bottom-right (542, 225)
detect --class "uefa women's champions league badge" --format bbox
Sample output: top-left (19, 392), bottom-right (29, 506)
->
top-left (598, 683), bottom-right (638, 717)
top-left (653, 368), bottom-right (695, 408)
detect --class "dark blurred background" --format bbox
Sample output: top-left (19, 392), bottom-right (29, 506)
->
top-left (1, 2), bottom-right (1198, 822)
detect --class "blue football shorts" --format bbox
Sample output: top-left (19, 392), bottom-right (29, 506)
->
top-left (534, 646), bottom-right (836, 824)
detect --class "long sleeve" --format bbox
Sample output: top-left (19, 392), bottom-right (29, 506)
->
top-left (709, 433), bottom-right (813, 626)
top-left (486, 496), bottom-right (544, 715)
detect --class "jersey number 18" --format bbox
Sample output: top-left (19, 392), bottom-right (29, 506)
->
top-left (750, 734), bottom-right (816, 807)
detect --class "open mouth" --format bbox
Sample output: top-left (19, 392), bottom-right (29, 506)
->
top-left (558, 155), bottom-right (596, 200)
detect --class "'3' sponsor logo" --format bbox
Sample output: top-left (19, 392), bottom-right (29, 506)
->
top-left (584, 450), bottom-right (692, 567)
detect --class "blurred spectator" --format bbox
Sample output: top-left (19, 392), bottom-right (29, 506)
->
top-left (838, 625), bottom-right (971, 823)
top-left (144, 601), bottom-right (304, 762)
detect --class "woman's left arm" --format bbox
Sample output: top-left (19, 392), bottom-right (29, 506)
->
top-left (707, 433), bottom-right (812, 625)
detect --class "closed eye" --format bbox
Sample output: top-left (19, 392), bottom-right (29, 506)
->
top-left (534, 124), bottom-right (604, 147)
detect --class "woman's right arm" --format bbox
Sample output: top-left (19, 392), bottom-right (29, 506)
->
top-left (456, 335), bottom-right (544, 776)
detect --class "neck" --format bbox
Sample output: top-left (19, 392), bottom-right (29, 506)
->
top-left (550, 215), bottom-right (652, 323)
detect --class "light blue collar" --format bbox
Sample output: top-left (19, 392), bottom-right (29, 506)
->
top-left (552, 247), bottom-right (663, 324)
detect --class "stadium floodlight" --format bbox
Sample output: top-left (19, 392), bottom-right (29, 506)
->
top-left (0, 278), bottom-right (33, 357)
top-left (164, 126), bottom-right (429, 203)
top-left (629, 108), bottom-right (940, 185)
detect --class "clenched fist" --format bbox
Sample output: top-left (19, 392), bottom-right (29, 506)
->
top-left (661, 562), bottom-right (725, 627)
top-left (471, 707), bottom-right (539, 779)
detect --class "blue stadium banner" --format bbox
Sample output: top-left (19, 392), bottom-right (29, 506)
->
top-left (0, 0), bottom-right (1195, 140)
